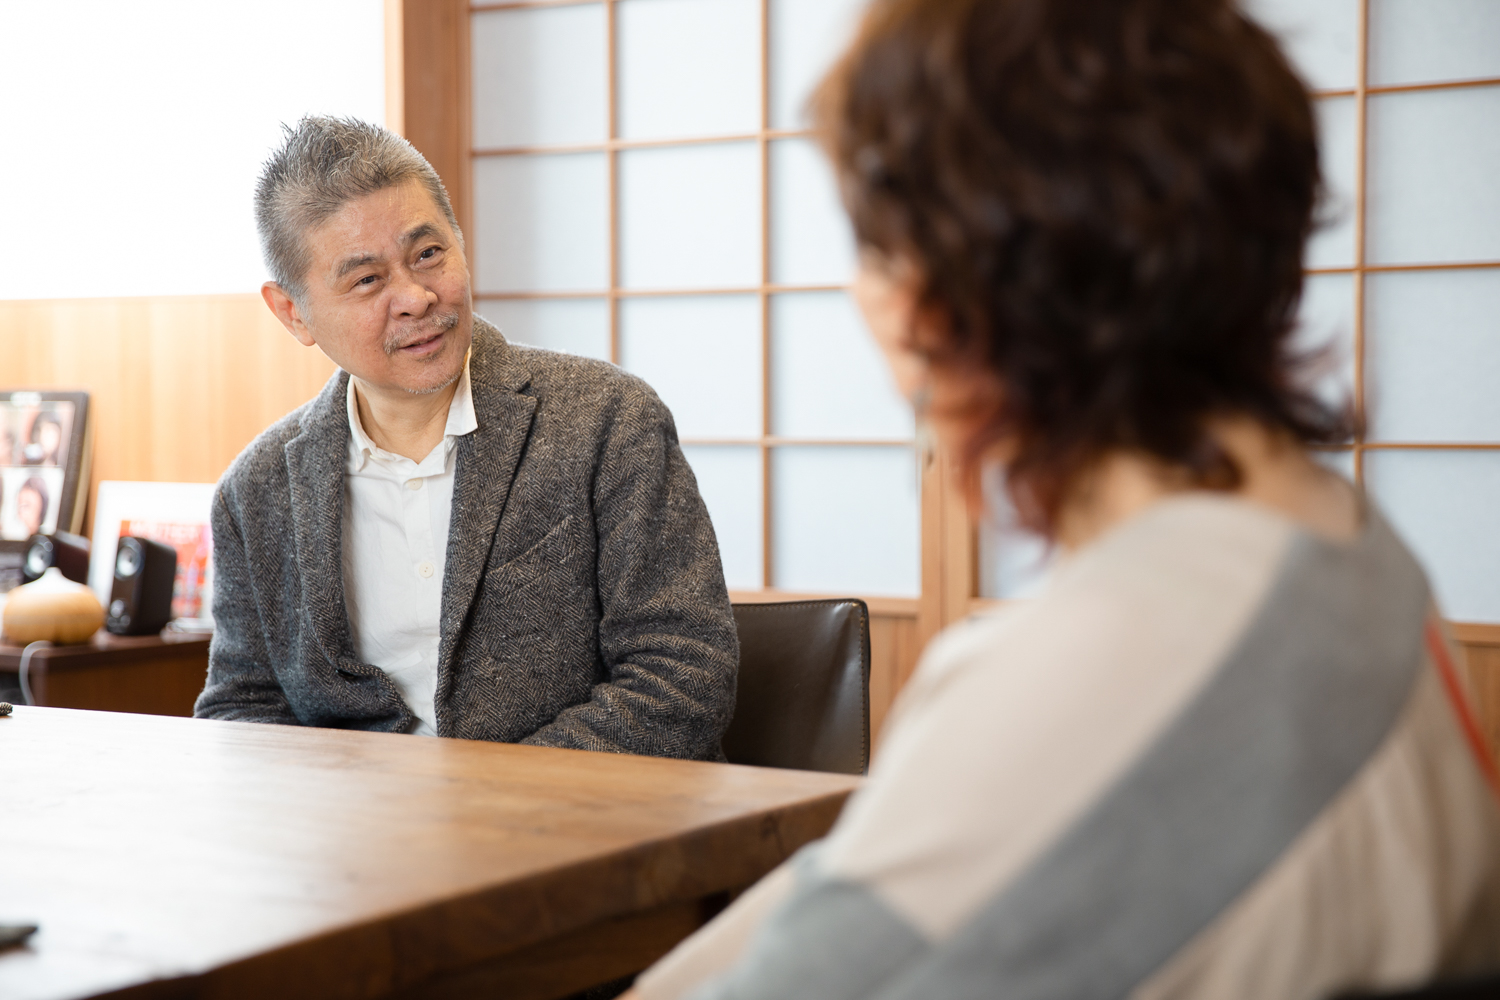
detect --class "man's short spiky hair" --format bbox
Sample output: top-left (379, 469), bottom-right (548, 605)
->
top-left (254, 115), bottom-right (461, 303)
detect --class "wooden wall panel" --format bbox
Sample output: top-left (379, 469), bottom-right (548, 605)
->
top-left (1455, 627), bottom-right (1500, 769)
top-left (0, 295), bottom-right (336, 534)
top-left (869, 611), bottom-right (921, 747)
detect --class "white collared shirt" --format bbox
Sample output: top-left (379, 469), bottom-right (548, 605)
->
top-left (341, 360), bottom-right (478, 736)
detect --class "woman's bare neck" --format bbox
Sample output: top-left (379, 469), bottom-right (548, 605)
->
top-left (1053, 418), bottom-right (1360, 553)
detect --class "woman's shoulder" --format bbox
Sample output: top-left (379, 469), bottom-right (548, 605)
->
top-left (813, 492), bottom-right (1443, 984)
top-left (907, 494), bottom-right (1304, 702)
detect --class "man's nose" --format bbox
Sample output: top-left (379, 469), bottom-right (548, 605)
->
top-left (390, 269), bottom-right (437, 316)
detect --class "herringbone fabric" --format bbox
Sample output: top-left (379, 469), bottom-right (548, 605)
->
top-left (194, 319), bottom-right (738, 760)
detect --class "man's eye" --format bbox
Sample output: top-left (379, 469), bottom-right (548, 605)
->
top-left (357, 275), bottom-right (378, 286)
top-left (418, 246), bottom-right (439, 261)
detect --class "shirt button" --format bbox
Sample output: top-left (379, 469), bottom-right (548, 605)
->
top-left (406, 479), bottom-right (423, 491)
top-left (417, 561), bottom-right (435, 579)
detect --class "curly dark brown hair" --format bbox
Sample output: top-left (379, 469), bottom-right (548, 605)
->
top-left (814, 0), bottom-right (1349, 533)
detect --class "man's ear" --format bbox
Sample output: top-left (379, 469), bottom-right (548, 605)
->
top-left (261, 282), bottom-right (317, 347)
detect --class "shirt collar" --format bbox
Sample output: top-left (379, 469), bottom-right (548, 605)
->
top-left (445, 354), bottom-right (479, 439)
top-left (346, 353), bottom-right (477, 472)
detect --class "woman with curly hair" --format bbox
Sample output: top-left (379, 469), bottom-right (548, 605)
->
top-left (627, 0), bottom-right (1500, 997)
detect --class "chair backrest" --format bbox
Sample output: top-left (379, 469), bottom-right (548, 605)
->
top-left (722, 599), bottom-right (871, 775)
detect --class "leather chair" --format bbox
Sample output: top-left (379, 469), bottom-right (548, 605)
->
top-left (722, 599), bottom-right (871, 775)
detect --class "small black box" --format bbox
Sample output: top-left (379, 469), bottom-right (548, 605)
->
top-left (106, 536), bottom-right (177, 636)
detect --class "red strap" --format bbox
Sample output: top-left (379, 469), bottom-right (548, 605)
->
top-left (1426, 620), bottom-right (1500, 798)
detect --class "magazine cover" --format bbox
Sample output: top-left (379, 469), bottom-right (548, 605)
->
top-left (89, 481), bottom-right (217, 627)
top-left (119, 519), bottom-right (213, 621)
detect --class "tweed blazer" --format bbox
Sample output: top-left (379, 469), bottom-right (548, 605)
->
top-left (194, 318), bottom-right (738, 759)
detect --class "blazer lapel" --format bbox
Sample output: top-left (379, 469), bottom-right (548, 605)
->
top-left (437, 320), bottom-right (536, 699)
top-left (283, 371), bottom-right (358, 669)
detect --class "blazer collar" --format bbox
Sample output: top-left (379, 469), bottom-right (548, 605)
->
top-left (283, 366), bottom-right (359, 670)
top-left (436, 317), bottom-right (537, 713)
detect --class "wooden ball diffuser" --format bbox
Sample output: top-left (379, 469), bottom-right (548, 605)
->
top-left (3, 567), bottom-right (105, 645)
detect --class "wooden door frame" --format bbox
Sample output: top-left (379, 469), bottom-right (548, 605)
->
top-left (390, 0), bottom-right (473, 245)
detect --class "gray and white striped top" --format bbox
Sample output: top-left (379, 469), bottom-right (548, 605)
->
top-left (639, 493), bottom-right (1500, 1000)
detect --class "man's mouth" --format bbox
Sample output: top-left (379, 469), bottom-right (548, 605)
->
top-left (387, 313), bottom-right (460, 356)
top-left (396, 330), bottom-right (443, 352)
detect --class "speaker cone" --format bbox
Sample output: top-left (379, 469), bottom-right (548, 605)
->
top-left (116, 539), bottom-right (143, 579)
top-left (24, 536), bottom-right (53, 579)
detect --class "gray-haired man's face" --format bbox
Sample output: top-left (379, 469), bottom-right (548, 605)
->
top-left (269, 179), bottom-right (472, 396)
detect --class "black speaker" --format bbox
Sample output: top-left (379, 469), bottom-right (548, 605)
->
top-left (22, 532), bottom-right (91, 585)
top-left (106, 536), bottom-right (177, 636)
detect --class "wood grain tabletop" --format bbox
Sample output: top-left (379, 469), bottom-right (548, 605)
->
top-left (0, 707), bottom-right (860, 1000)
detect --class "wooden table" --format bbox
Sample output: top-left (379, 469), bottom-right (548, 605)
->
top-left (0, 631), bottom-right (211, 716)
top-left (0, 707), bottom-right (860, 1000)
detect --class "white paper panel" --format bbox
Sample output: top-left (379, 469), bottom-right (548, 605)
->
top-left (0, 0), bottom-right (384, 300)
top-left (769, 0), bottom-right (868, 129)
top-left (976, 467), bottom-right (1056, 599)
top-left (771, 292), bottom-right (913, 439)
top-left (1367, 87), bottom-right (1500, 265)
top-left (771, 138), bottom-right (856, 285)
top-left (617, 0), bottom-right (760, 140)
top-left (1364, 450), bottom-right (1500, 623)
top-left (978, 485), bottom-right (1050, 602)
top-left (1307, 96), bottom-right (1359, 269)
top-left (477, 299), bottom-right (611, 361)
top-left (772, 446), bottom-right (919, 596)
top-left (1313, 449), bottom-right (1357, 481)
top-left (473, 153), bottom-right (609, 293)
top-left (619, 143), bottom-right (761, 289)
top-left (472, 5), bottom-right (607, 149)
top-left (1366, 269), bottom-right (1500, 442)
top-left (682, 445), bottom-right (763, 590)
top-left (1370, 0), bottom-right (1500, 87)
top-left (620, 296), bottom-right (762, 438)
top-left (978, 520), bottom-right (1053, 600)
top-left (1243, 0), bottom-right (1358, 91)
top-left (1292, 273), bottom-right (1356, 413)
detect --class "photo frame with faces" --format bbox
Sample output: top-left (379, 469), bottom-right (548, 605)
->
top-left (0, 390), bottom-right (92, 548)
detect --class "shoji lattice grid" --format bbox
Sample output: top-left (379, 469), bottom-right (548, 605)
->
top-left (469, 0), bottom-right (918, 597)
top-left (983, 0), bottom-right (1500, 624)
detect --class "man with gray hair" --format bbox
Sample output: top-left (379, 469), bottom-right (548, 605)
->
top-left (195, 116), bottom-right (738, 758)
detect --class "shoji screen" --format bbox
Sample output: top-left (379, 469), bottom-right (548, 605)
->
top-left (983, 0), bottom-right (1500, 625)
top-left (469, 0), bottom-right (919, 598)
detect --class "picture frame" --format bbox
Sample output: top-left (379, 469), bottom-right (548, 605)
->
top-left (0, 389), bottom-right (92, 543)
top-left (89, 480), bottom-right (218, 627)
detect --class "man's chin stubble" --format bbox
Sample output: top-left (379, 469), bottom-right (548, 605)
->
top-left (405, 364), bottom-right (463, 396)
top-left (388, 311), bottom-right (465, 395)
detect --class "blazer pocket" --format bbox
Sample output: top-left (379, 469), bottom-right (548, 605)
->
top-left (484, 514), bottom-right (583, 596)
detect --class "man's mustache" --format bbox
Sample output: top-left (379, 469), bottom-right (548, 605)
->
top-left (384, 311), bottom-right (461, 355)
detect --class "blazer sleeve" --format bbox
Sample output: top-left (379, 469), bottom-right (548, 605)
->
top-left (193, 485), bottom-right (301, 725)
top-left (518, 387), bottom-right (738, 760)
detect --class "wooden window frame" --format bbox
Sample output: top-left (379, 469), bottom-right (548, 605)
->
top-left (395, 1), bottom-right (1500, 747)
top-left (406, 0), bottom-right (921, 610)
